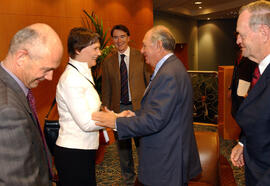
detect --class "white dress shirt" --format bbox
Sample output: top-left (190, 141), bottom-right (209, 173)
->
top-left (259, 54), bottom-right (270, 75)
top-left (56, 58), bottom-right (103, 150)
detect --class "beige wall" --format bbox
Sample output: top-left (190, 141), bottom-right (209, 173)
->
top-left (154, 11), bottom-right (238, 71)
top-left (0, 0), bottom-right (153, 123)
top-left (154, 11), bottom-right (198, 70)
top-left (198, 19), bottom-right (237, 71)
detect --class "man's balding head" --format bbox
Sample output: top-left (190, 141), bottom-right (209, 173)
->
top-left (4, 23), bottom-right (63, 88)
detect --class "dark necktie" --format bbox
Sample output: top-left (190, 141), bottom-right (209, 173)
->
top-left (120, 54), bottom-right (129, 104)
top-left (27, 90), bottom-right (53, 178)
top-left (251, 66), bottom-right (261, 89)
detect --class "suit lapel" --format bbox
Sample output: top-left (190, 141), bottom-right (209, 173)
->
top-left (129, 48), bottom-right (136, 81)
top-left (0, 65), bottom-right (52, 173)
top-left (238, 64), bottom-right (270, 112)
top-left (112, 53), bottom-right (122, 97)
top-left (111, 52), bottom-right (121, 83)
top-left (143, 80), bottom-right (152, 99)
top-left (141, 55), bottom-right (176, 102)
top-left (0, 65), bottom-right (41, 130)
top-left (0, 66), bottom-right (32, 114)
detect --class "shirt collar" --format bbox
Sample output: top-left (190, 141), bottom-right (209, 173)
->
top-left (259, 54), bottom-right (270, 75)
top-left (118, 47), bottom-right (130, 58)
top-left (152, 53), bottom-right (173, 80)
top-left (1, 63), bottom-right (28, 96)
top-left (69, 57), bottom-right (91, 72)
top-left (68, 57), bottom-right (94, 82)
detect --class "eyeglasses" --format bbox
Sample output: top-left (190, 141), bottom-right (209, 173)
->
top-left (112, 35), bottom-right (127, 40)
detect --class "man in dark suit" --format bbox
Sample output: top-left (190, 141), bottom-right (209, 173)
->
top-left (230, 1), bottom-right (270, 185)
top-left (94, 25), bottom-right (201, 186)
top-left (0, 23), bottom-right (63, 186)
top-left (102, 24), bottom-right (151, 185)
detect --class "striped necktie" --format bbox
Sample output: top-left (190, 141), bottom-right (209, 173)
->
top-left (27, 90), bottom-right (53, 179)
top-left (120, 54), bottom-right (129, 104)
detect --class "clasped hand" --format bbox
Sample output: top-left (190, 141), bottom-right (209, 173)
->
top-left (92, 107), bottom-right (135, 129)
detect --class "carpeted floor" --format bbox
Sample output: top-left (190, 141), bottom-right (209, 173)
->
top-left (96, 125), bottom-right (245, 186)
top-left (96, 142), bottom-right (138, 185)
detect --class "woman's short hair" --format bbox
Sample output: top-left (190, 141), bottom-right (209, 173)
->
top-left (68, 27), bottom-right (100, 59)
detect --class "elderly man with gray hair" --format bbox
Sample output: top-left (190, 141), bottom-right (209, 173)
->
top-left (93, 25), bottom-right (201, 186)
top-left (230, 1), bottom-right (270, 185)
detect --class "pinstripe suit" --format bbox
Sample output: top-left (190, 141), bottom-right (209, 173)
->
top-left (0, 65), bottom-right (51, 186)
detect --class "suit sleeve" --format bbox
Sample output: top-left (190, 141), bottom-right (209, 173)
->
top-left (117, 71), bottom-right (179, 139)
top-left (101, 60), bottom-right (112, 108)
top-left (0, 105), bottom-right (43, 185)
top-left (239, 131), bottom-right (246, 145)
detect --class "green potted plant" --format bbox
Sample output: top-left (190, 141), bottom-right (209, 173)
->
top-left (82, 10), bottom-right (115, 93)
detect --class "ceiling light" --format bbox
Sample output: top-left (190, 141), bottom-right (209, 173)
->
top-left (194, 1), bottom-right (202, 5)
top-left (207, 18), bottom-right (210, 20)
top-left (199, 6), bottom-right (202, 9)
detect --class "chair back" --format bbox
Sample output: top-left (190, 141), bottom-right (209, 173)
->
top-left (190, 131), bottom-right (219, 186)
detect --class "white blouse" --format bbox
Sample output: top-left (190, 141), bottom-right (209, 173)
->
top-left (56, 58), bottom-right (103, 150)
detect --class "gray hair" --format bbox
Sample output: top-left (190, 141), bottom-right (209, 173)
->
top-left (8, 27), bottom-right (44, 59)
top-left (149, 25), bottom-right (176, 52)
top-left (239, 0), bottom-right (270, 31)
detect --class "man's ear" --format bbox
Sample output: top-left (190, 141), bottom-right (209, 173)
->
top-left (14, 49), bottom-right (28, 66)
top-left (259, 24), bottom-right (270, 42)
top-left (156, 40), bottom-right (163, 51)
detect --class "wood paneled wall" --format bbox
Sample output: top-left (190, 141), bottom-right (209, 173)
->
top-left (0, 0), bottom-right (153, 124)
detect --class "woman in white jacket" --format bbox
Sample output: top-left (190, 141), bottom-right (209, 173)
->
top-left (54, 27), bottom-right (102, 186)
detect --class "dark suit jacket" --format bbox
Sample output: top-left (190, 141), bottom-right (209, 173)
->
top-left (116, 55), bottom-right (201, 186)
top-left (0, 65), bottom-right (51, 186)
top-left (102, 47), bottom-right (151, 112)
top-left (236, 62), bottom-right (270, 186)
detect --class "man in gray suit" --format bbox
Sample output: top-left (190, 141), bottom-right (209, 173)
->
top-left (93, 25), bottom-right (201, 186)
top-left (0, 23), bottom-right (63, 186)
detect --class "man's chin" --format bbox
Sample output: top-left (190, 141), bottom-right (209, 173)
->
top-left (241, 49), bottom-right (248, 56)
top-left (29, 79), bottom-right (42, 88)
top-left (29, 83), bottom-right (39, 89)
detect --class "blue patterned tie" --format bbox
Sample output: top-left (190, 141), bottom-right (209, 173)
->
top-left (120, 54), bottom-right (129, 104)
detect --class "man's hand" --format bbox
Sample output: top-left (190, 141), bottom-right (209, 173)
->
top-left (118, 110), bottom-right (136, 117)
top-left (93, 106), bottom-right (136, 129)
top-left (231, 143), bottom-right (244, 167)
top-left (92, 109), bottom-right (117, 129)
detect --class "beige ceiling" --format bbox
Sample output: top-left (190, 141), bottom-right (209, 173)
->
top-left (153, 0), bottom-right (256, 20)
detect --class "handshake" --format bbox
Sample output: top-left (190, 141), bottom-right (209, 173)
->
top-left (92, 106), bottom-right (135, 129)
